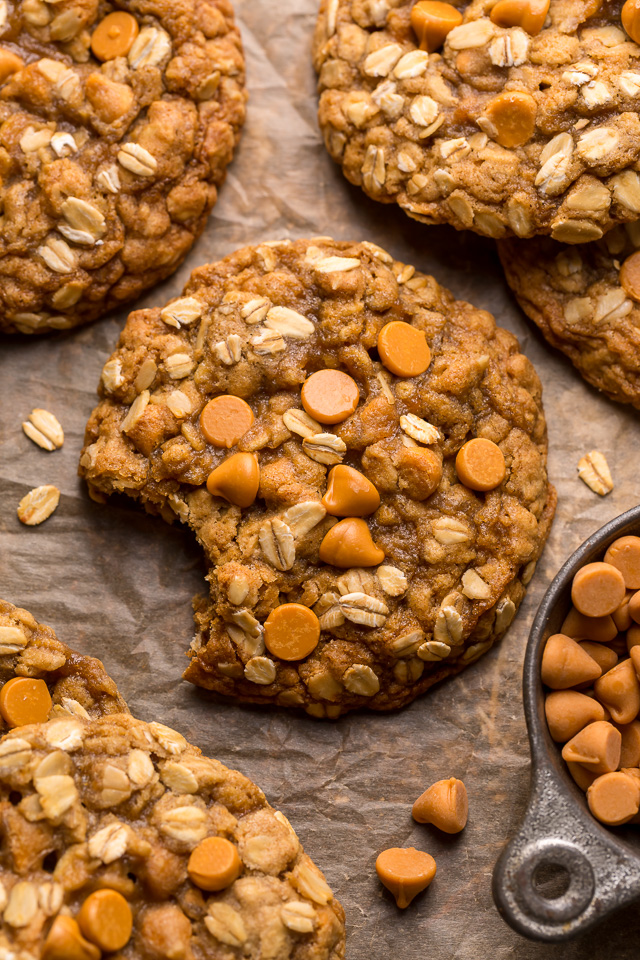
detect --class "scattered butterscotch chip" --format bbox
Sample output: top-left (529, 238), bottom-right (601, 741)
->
top-left (577, 450), bottom-right (613, 496)
top-left (0, 677), bottom-right (52, 727)
top-left (622, 0), bottom-right (640, 44)
top-left (375, 847), bottom-right (436, 908)
top-left (604, 536), bottom-right (640, 590)
top-left (200, 396), bottom-right (254, 448)
top-left (187, 836), bottom-right (242, 892)
top-left (562, 720), bottom-right (621, 774)
top-left (78, 889), bottom-right (133, 952)
top-left (321, 465), bottom-right (380, 517)
top-left (17, 484), bottom-right (60, 526)
top-left (544, 690), bottom-right (605, 743)
top-left (571, 562), bottom-right (626, 618)
top-left (410, 0), bottom-right (462, 51)
top-left (42, 915), bottom-right (100, 960)
top-left (489, 0), bottom-right (550, 35)
top-left (264, 604), bottom-right (321, 661)
top-left (377, 320), bottom-right (431, 378)
top-left (541, 633), bottom-right (601, 689)
top-left (619, 250), bottom-right (640, 302)
top-left (207, 452), bottom-right (260, 507)
top-left (319, 518), bottom-right (385, 568)
top-left (301, 370), bottom-right (359, 425)
top-left (22, 408), bottom-right (64, 451)
top-left (412, 777), bottom-right (468, 833)
top-left (90, 11), bottom-right (139, 61)
top-left (455, 438), bottom-right (506, 492)
top-left (594, 659), bottom-right (640, 725)
top-left (587, 771), bottom-right (640, 825)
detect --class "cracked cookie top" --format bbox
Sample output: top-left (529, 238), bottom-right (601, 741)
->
top-left (79, 237), bottom-right (555, 716)
top-left (0, 713), bottom-right (345, 959)
top-left (0, 0), bottom-right (245, 334)
top-left (313, 0), bottom-right (640, 240)
top-left (499, 223), bottom-right (640, 408)
top-left (0, 599), bottom-right (128, 732)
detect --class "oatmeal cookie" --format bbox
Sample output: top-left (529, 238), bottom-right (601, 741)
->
top-left (0, 713), bottom-right (345, 959)
top-left (79, 237), bottom-right (555, 716)
top-left (0, 0), bottom-right (245, 335)
top-left (313, 0), bottom-right (640, 240)
top-left (499, 225), bottom-right (640, 408)
top-left (0, 598), bottom-right (128, 731)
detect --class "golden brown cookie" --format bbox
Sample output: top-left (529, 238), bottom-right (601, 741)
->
top-left (0, 0), bottom-right (246, 334)
top-left (314, 0), bottom-right (640, 240)
top-left (0, 713), bottom-right (345, 959)
top-left (499, 223), bottom-right (640, 408)
top-left (0, 598), bottom-right (128, 730)
top-left (79, 237), bottom-right (555, 717)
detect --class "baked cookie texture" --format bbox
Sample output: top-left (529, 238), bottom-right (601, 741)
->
top-left (80, 237), bottom-right (556, 717)
top-left (313, 0), bottom-right (640, 241)
top-left (499, 226), bottom-right (640, 409)
top-left (0, 0), bottom-right (246, 335)
top-left (0, 714), bottom-right (346, 958)
top-left (0, 598), bottom-right (128, 730)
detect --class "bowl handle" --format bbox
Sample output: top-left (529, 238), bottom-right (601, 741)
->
top-left (492, 765), bottom-right (640, 941)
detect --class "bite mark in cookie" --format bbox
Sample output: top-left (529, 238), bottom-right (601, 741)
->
top-left (313, 0), bottom-right (640, 239)
top-left (0, 714), bottom-right (345, 959)
top-left (0, 0), bottom-right (246, 334)
top-left (0, 598), bottom-right (128, 730)
top-left (80, 237), bottom-right (555, 717)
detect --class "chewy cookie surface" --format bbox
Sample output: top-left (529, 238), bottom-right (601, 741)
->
top-left (0, 598), bottom-right (127, 729)
top-left (0, 714), bottom-right (345, 958)
top-left (314, 0), bottom-right (640, 240)
top-left (499, 225), bottom-right (640, 409)
top-left (80, 238), bottom-right (555, 716)
top-left (0, 0), bottom-right (245, 334)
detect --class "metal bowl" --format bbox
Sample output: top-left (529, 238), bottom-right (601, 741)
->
top-left (492, 504), bottom-right (640, 941)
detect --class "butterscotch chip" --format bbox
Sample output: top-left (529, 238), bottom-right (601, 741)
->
top-left (579, 641), bottom-right (618, 675)
top-left (321, 465), bottom-right (380, 517)
top-left (0, 715), bottom-right (345, 959)
top-left (622, 0), bottom-right (640, 44)
top-left (455, 439), bottom-right (506, 492)
top-left (604, 536), bottom-right (640, 589)
top-left (376, 847), bottom-right (436, 908)
top-left (616, 593), bottom-right (635, 631)
top-left (301, 370), bottom-right (359, 425)
top-left (0, 598), bottom-right (127, 733)
top-left (571, 562), bottom-right (626, 617)
top-left (619, 251), bottom-right (640, 303)
top-left (490, 0), bottom-right (550, 34)
top-left (587, 771), bottom-right (640, 825)
top-left (43, 916), bottom-right (100, 960)
top-left (0, 50), bottom-right (24, 84)
top-left (594, 658), bottom-right (640, 725)
top-left (561, 720), bottom-right (621, 774)
top-left (484, 92), bottom-right (537, 149)
top-left (319, 518), bottom-right (385, 568)
top-left (0, 677), bottom-right (52, 728)
top-left (567, 760), bottom-right (599, 793)
top-left (77, 890), bottom-right (132, 952)
top-left (618, 719), bottom-right (640, 768)
top-left (207, 452), bottom-right (260, 507)
top-left (200, 396), bottom-right (254, 449)
top-left (187, 837), bottom-right (242, 892)
top-left (544, 689), bottom-right (605, 742)
top-left (377, 321), bottom-right (431, 378)
top-left (412, 777), bottom-right (468, 833)
top-left (410, 1), bottom-right (463, 52)
top-left (630, 591), bottom-right (640, 625)
top-left (80, 238), bottom-right (555, 717)
top-left (90, 12), bottom-right (139, 61)
top-left (561, 607), bottom-right (617, 644)
top-left (264, 605), bottom-right (321, 661)
top-left (541, 634), bottom-right (601, 689)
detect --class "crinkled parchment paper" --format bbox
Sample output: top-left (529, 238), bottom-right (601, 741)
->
top-left (1, 2), bottom-right (640, 956)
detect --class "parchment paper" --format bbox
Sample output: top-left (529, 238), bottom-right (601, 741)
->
top-left (1, 2), bottom-right (639, 956)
